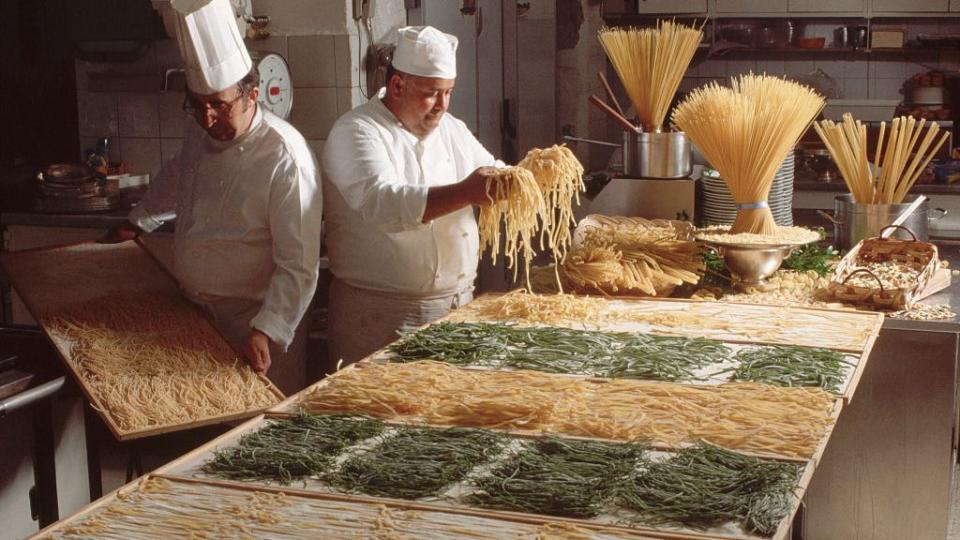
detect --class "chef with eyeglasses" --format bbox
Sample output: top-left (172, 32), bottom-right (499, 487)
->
top-left (103, 0), bottom-right (322, 395)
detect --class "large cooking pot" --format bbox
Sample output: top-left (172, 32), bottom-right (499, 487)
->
top-left (622, 131), bottom-right (692, 179)
top-left (821, 194), bottom-right (947, 250)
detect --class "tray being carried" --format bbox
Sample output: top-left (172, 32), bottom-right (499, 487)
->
top-left (825, 225), bottom-right (939, 311)
top-left (0, 241), bottom-right (282, 440)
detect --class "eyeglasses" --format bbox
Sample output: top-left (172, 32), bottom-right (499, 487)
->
top-left (182, 85), bottom-right (246, 117)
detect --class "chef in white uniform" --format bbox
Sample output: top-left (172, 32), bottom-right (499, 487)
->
top-left (322, 25), bottom-right (505, 365)
top-left (104, 0), bottom-right (322, 395)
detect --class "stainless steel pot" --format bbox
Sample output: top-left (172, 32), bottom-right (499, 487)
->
top-left (820, 194), bottom-right (948, 250)
top-left (622, 131), bottom-right (692, 179)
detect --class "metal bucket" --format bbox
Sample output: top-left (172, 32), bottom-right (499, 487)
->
top-left (622, 131), bottom-right (692, 179)
top-left (824, 194), bottom-right (947, 250)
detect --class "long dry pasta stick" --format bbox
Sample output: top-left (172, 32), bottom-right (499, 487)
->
top-left (672, 74), bottom-right (824, 234)
top-left (598, 21), bottom-right (703, 132)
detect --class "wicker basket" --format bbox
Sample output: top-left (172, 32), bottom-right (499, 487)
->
top-left (825, 225), bottom-right (939, 310)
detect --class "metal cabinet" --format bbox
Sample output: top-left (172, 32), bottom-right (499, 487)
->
top-left (873, 0), bottom-right (949, 11)
top-left (788, 0), bottom-right (864, 11)
top-left (716, 0), bottom-right (788, 13)
top-left (635, 0), bottom-right (708, 13)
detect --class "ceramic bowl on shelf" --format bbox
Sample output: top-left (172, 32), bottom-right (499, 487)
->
top-left (796, 37), bottom-right (826, 49)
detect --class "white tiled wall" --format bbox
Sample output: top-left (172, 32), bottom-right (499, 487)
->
top-left (74, 36), bottom-right (349, 177)
top-left (73, 0), bottom-right (402, 175)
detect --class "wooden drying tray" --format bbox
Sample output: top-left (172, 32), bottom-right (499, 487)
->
top-left (442, 293), bottom-right (883, 405)
top-left (32, 470), bottom-right (775, 540)
top-left (450, 293), bottom-right (884, 353)
top-left (270, 359), bottom-right (844, 466)
top-left (0, 241), bottom-right (283, 441)
top-left (140, 412), bottom-right (816, 540)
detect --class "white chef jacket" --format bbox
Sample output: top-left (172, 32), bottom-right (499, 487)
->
top-left (322, 89), bottom-right (502, 297)
top-left (129, 107), bottom-right (322, 349)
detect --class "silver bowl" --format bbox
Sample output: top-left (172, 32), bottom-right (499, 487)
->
top-left (702, 240), bottom-right (808, 288)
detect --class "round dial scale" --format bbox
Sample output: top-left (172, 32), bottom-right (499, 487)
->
top-left (250, 51), bottom-right (293, 120)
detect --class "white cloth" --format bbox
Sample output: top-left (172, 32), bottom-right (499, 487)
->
top-left (130, 107), bottom-right (322, 349)
top-left (392, 26), bottom-right (458, 79)
top-left (172, 0), bottom-right (252, 94)
top-left (327, 277), bottom-right (472, 366)
top-left (321, 89), bottom-right (502, 297)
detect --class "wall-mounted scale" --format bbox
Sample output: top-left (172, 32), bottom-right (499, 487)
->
top-left (152, 0), bottom-right (294, 119)
top-left (249, 51), bottom-right (293, 120)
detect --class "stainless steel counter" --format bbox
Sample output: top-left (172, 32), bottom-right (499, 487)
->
top-left (802, 241), bottom-right (960, 539)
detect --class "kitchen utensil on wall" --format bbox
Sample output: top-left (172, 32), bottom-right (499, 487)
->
top-left (852, 26), bottom-right (868, 49)
top-left (833, 26), bottom-right (851, 48)
top-left (622, 131), bottom-right (692, 179)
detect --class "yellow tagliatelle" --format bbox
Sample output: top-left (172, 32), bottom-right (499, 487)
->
top-left (477, 166), bottom-right (544, 286)
top-left (43, 292), bottom-right (278, 435)
top-left (300, 360), bottom-right (835, 459)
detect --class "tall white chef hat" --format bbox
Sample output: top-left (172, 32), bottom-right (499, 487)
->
top-left (392, 26), bottom-right (458, 79)
top-left (171, 0), bottom-right (252, 95)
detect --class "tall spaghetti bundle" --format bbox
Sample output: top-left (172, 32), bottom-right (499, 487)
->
top-left (672, 74), bottom-right (824, 235)
top-left (814, 113), bottom-right (950, 204)
top-left (598, 21), bottom-right (704, 132)
top-left (478, 166), bottom-right (544, 285)
top-left (517, 144), bottom-right (585, 261)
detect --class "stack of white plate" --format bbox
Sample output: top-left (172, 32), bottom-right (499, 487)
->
top-left (701, 152), bottom-right (795, 227)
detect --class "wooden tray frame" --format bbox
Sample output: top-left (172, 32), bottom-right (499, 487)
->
top-left (0, 241), bottom-right (284, 441)
top-left (394, 293), bottom-right (884, 405)
top-left (273, 360), bottom-right (844, 464)
top-left (32, 411), bottom-right (816, 540)
top-left (29, 291), bottom-right (871, 540)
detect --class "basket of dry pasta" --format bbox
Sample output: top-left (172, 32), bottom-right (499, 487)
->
top-left (562, 215), bottom-right (703, 297)
top-left (824, 225), bottom-right (939, 310)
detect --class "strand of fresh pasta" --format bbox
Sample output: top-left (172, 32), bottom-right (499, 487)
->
top-left (447, 289), bottom-right (606, 326)
top-left (43, 292), bottom-right (277, 434)
top-left (478, 166), bottom-right (545, 287)
top-left (299, 361), bottom-right (835, 459)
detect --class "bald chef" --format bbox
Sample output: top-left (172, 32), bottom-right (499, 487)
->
top-left (104, 0), bottom-right (322, 394)
top-left (322, 25), bottom-right (506, 365)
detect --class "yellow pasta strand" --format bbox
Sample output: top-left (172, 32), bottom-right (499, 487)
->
top-left (478, 166), bottom-right (544, 287)
top-left (300, 361), bottom-right (835, 459)
top-left (42, 292), bottom-right (278, 434)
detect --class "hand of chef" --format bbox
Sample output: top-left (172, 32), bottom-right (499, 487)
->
top-left (464, 166), bottom-right (501, 206)
top-left (100, 221), bottom-right (143, 244)
top-left (243, 328), bottom-right (273, 373)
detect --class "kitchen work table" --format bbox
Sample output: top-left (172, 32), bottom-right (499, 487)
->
top-left (800, 242), bottom-right (960, 539)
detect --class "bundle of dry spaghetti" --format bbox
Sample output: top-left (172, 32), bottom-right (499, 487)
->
top-left (42, 292), bottom-right (277, 435)
top-left (300, 361), bottom-right (835, 459)
top-left (448, 289), bottom-right (606, 326)
top-left (598, 21), bottom-right (704, 131)
top-left (44, 476), bottom-right (598, 540)
top-left (478, 166), bottom-right (545, 285)
top-left (563, 219), bottom-right (703, 296)
top-left (814, 113), bottom-right (950, 204)
top-left (517, 144), bottom-right (585, 264)
top-left (672, 74), bottom-right (824, 235)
